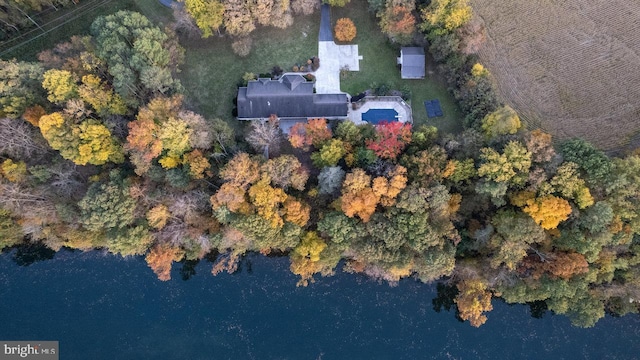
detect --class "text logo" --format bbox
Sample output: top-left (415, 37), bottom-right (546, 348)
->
top-left (0, 342), bottom-right (58, 360)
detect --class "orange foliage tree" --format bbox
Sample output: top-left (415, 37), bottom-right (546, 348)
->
top-left (288, 118), bottom-right (332, 150)
top-left (341, 169), bottom-right (378, 222)
top-left (379, 4), bottom-right (416, 45)
top-left (335, 18), bottom-right (357, 42)
top-left (146, 243), bottom-right (185, 281)
top-left (366, 121), bottom-right (412, 160)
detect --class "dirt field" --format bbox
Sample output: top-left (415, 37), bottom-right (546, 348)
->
top-left (469, 0), bottom-right (640, 152)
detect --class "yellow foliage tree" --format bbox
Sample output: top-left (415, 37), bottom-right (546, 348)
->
top-left (1, 159), bottom-right (27, 183)
top-left (521, 195), bottom-right (572, 230)
top-left (78, 74), bottom-right (127, 115)
top-left (290, 231), bottom-right (327, 286)
top-left (480, 105), bottom-right (521, 139)
top-left (147, 204), bottom-right (171, 230)
top-left (42, 69), bottom-right (78, 104)
top-left (248, 176), bottom-right (288, 228)
top-left (75, 120), bottom-right (125, 165)
top-left (455, 278), bottom-right (493, 327)
top-left (183, 149), bottom-right (210, 179)
top-left (219, 152), bottom-right (261, 189)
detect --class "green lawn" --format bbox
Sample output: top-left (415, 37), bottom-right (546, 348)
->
top-left (177, 15), bottom-right (320, 124)
top-left (333, 0), bottom-right (462, 134)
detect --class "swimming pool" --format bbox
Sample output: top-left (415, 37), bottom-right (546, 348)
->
top-left (361, 109), bottom-right (399, 124)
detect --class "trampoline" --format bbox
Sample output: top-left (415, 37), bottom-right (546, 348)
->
top-left (361, 109), bottom-right (399, 125)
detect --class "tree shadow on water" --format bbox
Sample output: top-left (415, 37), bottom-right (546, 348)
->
top-left (11, 242), bottom-right (56, 266)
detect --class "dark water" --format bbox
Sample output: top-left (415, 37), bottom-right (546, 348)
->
top-left (1, 249), bottom-right (639, 359)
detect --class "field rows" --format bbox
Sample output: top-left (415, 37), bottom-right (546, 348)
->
top-left (470, 0), bottom-right (640, 152)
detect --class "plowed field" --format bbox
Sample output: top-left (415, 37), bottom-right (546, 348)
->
top-left (470, 0), bottom-right (640, 151)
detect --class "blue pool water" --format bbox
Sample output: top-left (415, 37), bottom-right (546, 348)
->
top-left (362, 109), bottom-right (398, 124)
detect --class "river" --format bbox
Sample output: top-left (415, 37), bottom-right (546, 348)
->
top-left (0, 248), bottom-right (639, 359)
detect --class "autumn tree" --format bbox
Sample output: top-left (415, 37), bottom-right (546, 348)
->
top-left (126, 96), bottom-right (210, 175)
top-left (223, 0), bottom-right (256, 36)
top-left (219, 152), bottom-right (261, 189)
top-left (340, 169), bottom-right (378, 222)
top-left (512, 192), bottom-right (572, 230)
top-left (290, 231), bottom-right (328, 286)
top-left (146, 242), bottom-right (185, 281)
top-left (366, 121), bottom-right (412, 160)
top-left (455, 278), bottom-right (493, 327)
top-left (283, 198), bottom-right (311, 227)
top-left (0, 60), bottom-right (44, 119)
top-left (421, 0), bottom-right (472, 34)
top-left (0, 208), bottom-right (23, 250)
top-left (184, 0), bottom-right (225, 38)
top-left (323, 0), bottom-right (349, 7)
top-left (334, 18), bottom-right (356, 42)
top-left (39, 112), bottom-right (124, 166)
top-left (549, 162), bottom-right (593, 209)
top-left (248, 176), bottom-right (288, 228)
top-left (77, 74), bottom-right (128, 116)
top-left (42, 69), bottom-right (78, 104)
top-left (480, 105), bottom-right (521, 138)
top-left (525, 129), bottom-right (556, 163)
top-left (477, 141), bottom-right (531, 185)
top-left (147, 204), bottom-right (171, 230)
top-left (311, 139), bottom-right (346, 167)
top-left (289, 118), bottom-right (332, 151)
top-left (378, 0), bottom-right (416, 45)
top-left (261, 155), bottom-right (309, 191)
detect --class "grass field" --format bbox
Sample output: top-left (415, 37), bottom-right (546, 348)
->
top-left (176, 15), bottom-right (319, 125)
top-left (470, 0), bottom-right (640, 152)
top-left (333, 0), bottom-right (462, 134)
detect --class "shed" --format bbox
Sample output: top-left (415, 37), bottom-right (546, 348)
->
top-left (397, 47), bottom-right (425, 79)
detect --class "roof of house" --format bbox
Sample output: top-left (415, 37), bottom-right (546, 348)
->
top-left (237, 74), bottom-right (348, 119)
top-left (400, 47), bottom-right (425, 79)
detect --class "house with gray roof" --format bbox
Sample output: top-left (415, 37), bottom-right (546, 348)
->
top-left (236, 74), bottom-right (348, 123)
top-left (397, 47), bottom-right (426, 79)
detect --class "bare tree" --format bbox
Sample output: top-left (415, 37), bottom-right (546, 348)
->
top-left (0, 118), bottom-right (49, 160)
top-left (246, 116), bottom-right (283, 157)
top-left (171, 3), bottom-right (202, 39)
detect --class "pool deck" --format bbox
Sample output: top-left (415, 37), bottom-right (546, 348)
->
top-left (347, 96), bottom-right (413, 125)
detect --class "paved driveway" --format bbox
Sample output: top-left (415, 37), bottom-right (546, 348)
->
top-left (315, 4), bottom-right (362, 94)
